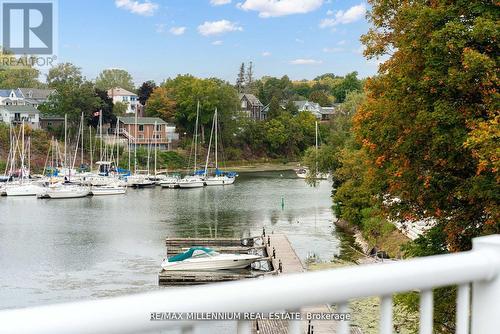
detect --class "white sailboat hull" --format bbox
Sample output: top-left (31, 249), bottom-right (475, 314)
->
top-left (46, 186), bottom-right (90, 199)
top-left (178, 181), bottom-right (204, 188)
top-left (205, 176), bottom-right (236, 186)
top-left (5, 184), bottom-right (43, 197)
top-left (161, 254), bottom-right (261, 271)
top-left (91, 186), bottom-right (126, 196)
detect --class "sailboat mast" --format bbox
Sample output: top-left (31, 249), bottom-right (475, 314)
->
top-left (154, 121), bottom-right (157, 176)
top-left (315, 121), bottom-right (318, 173)
top-left (99, 110), bottom-right (103, 162)
top-left (215, 108), bottom-right (218, 170)
top-left (116, 117), bottom-right (120, 170)
top-left (21, 121), bottom-right (25, 180)
top-left (80, 113), bottom-right (84, 166)
top-left (194, 100), bottom-right (200, 173)
top-left (64, 114), bottom-right (67, 169)
top-left (134, 107), bottom-right (138, 174)
top-left (89, 126), bottom-right (93, 170)
top-left (204, 110), bottom-right (215, 175)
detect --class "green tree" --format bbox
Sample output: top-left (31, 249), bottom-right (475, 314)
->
top-left (41, 63), bottom-right (102, 126)
top-left (309, 90), bottom-right (331, 106)
top-left (236, 63), bottom-right (245, 93)
top-left (95, 69), bottom-right (135, 92)
top-left (145, 86), bottom-right (176, 121)
top-left (0, 52), bottom-right (42, 88)
top-left (267, 96), bottom-right (282, 119)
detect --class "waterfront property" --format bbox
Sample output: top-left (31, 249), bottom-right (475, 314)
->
top-left (239, 93), bottom-right (266, 121)
top-left (107, 87), bottom-right (140, 114)
top-left (118, 116), bottom-right (179, 150)
top-left (0, 88), bottom-right (54, 108)
top-left (39, 113), bottom-right (65, 131)
top-left (293, 100), bottom-right (340, 122)
top-left (0, 105), bottom-right (40, 129)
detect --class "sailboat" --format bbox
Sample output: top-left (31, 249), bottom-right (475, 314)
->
top-left (295, 121), bottom-right (329, 180)
top-left (204, 108), bottom-right (237, 186)
top-left (179, 101), bottom-right (205, 189)
top-left (5, 122), bottom-right (44, 197)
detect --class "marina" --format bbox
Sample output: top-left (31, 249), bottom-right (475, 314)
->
top-left (0, 170), bottom-right (340, 317)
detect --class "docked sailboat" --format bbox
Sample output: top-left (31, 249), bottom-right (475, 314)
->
top-left (44, 184), bottom-right (90, 199)
top-left (295, 121), bottom-right (330, 180)
top-left (179, 101), bottom-right (205, 189)
top-left (159, 174), bottom-right (181, 188)
top-left (161, 247), bottom-right (261, 271)
top-left (204, 108), bottom-right (237, 186)
top-left (91, 184), bottom-right (126, 196)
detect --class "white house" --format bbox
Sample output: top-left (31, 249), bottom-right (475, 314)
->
top-left (107, 87), bottom-right (139, 114)
top-left (0, 105), bottom-right (40, 129)
top-left (0, 88), bottom-right (55, 108)
top-left (293, 100), bottom-right (340, 121)
top-left (0, 89), bottom-right (24, 106)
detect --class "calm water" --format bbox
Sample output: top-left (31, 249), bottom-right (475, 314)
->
top-left (0, 170), bottom-right (342, 311)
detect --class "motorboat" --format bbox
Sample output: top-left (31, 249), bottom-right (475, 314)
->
top-left (178, 175), bottom-right (205, 188)
top-left (161, 247), bottom-right (261, 271)
top-left (159, 175), bottom-right (181, 189)
top-left (91, 185), bottom-right (126, 196)
top-left (45, 184), bottom-right (90, 199)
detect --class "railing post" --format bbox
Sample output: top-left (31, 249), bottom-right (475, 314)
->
top-left (471, 235), bottom-right (500, 334)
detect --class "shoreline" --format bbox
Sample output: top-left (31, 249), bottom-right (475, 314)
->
top-left (171, 161), bottom-right (300, 174)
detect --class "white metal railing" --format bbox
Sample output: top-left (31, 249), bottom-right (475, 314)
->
top-left (1, 235), bottom-right (499, 334)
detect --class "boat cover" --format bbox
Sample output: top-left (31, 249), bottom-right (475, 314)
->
top-left (168, 247), bottom-right (214, 262)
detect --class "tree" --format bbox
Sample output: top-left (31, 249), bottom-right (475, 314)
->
top-left (309, 90), bottom-right (331, 106)
top-left (331, 72), bottom-right (361, 103)
top-left (267, 96), bottom-right (282, 119)
top-left (0, 52), bottom-right (42, 88)
top-left (245, 61), bottom-right (254, 92)
top-left (112, 102), bottom-right (127, 117)
top-left (137, 80), bottom-right (157, 106)
top-left (145, 86), bottom-right (176, 121)
top-left (355, 2), bottom-right (500, 330)
top-left (284, 100), bottom-right (298, 115)
top-left (95, 69), bottom-right (135, 92)
top-left (236, 63), bottom-right (245, 93)
top-left (40, 63), bottom-right (102, 126)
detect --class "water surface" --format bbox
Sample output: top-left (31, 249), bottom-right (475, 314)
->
top-left (0, 170), bottom-right (340, 310)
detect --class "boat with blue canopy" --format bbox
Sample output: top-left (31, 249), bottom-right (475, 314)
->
top-left (161, 247), bottom-right (261, 271)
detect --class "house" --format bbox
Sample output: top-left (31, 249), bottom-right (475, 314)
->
top-left (107, 87), bottom-right (140, 114)
top-left (0, 105), bottom-right (40, 129)
top-left (239, 93), bottom-right (266, 121)
top-left (39, 113), bottom-right (65, 131)
top-left (0, 89), bottom-right (24, 106)
top-left (17, 88), bottom-right (55, 108)
top-left (0, 88), bottom-right (55, 108)
top-left (117, 117), bottom-right (179, 150)
top-left (293, 100), bottom-right (340, 121)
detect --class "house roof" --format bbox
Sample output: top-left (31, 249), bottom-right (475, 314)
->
top-left (18, 88), bottom-right (55, 100)
top-left (119, 117), bottom-right (170, 126)
top-left (239, 93), bottom-right (263, 107)
top-left (0, 105), bottom-right (39, 114)
top-left (294, 100), bottom-right (321, 110)
top-left (40, 113), bottom-right (64, 120)
top-left (108, 87), bottom-right (137, 97)
top-left (0, 89), bottom-right (17, 98)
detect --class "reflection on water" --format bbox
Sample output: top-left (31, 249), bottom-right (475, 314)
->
top-left (0, 170), bottom-right (341, 310)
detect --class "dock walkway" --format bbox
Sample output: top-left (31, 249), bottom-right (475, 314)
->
top-left (257, 233), bottom-right (360, 334)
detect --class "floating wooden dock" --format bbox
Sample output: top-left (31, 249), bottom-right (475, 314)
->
top-left (257, 233), bottom-right (361, 334)
top-left (159, 236), bottom-right (272, 286)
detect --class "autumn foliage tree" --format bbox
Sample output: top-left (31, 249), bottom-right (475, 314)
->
top-left (356, 0), bottom-right (499, 253)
